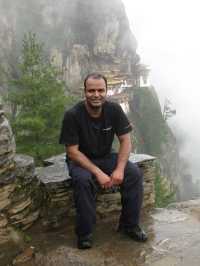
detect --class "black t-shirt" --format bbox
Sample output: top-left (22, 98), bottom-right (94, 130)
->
top-left (59, 100), bottom-right (132, 159)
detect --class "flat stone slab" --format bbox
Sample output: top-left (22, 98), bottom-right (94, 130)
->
top-left (43, 153), bottom-right (66, 166)
top-left (129, 153), bottom-right (156, 164)
top-left (36, 164), bottom-right (70, 184)
top-left (14, 154), bottom-right (35, 180)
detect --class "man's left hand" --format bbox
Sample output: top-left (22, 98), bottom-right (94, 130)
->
top-left (111, 169), bottom-right (124, 185)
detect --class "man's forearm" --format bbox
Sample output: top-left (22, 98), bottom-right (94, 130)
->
top-left (116, 135), bottom-right (132, 171)
top-left (67, 149), bottom-right (103, 177)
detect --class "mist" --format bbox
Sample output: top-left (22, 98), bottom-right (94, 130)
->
top-left (123, 0), bottom-right (200, 180)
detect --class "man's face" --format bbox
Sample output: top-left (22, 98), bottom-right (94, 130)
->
top-left (84, 78), bottom-right (107, 109)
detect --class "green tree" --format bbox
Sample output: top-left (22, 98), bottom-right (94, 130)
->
top-left (7, 32), bottom-right (73, 164)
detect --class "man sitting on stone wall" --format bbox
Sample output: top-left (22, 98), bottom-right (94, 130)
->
top-left (59, 73), bottom-right (147, 249)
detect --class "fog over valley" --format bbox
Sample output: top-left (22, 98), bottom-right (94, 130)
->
top-left (123, 0), bottom-right (200, 181)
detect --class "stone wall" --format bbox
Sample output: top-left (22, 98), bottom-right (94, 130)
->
top-left (0, 105), bottom-right (156, 244)
top-left (0, 104), bottom-right (16, 244)
top-left (0, 106), bottom-right (41, 244)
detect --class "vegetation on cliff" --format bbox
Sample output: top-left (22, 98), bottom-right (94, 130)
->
top-left (129, 86), bottom-right (168, 156)
top-left (128, 86), bottom-right (176, 206)
top-left (154, 164), bottom-right (176, 207)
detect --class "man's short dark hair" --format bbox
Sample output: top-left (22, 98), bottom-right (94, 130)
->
top-left (84, 73), bottom-right (107, 90)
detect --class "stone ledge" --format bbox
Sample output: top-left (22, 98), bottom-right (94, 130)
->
top-left (39, 152), bottom-right (156, 184)
top-left (37, 153), bottom-right (156, 226)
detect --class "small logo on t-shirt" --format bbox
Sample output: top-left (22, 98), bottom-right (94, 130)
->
top-left (102, 126), bottom-right (112, 131)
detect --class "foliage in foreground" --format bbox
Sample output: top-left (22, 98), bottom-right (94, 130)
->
top-left (7, 32), bottom-right (74, 164)
top-left (154, 165), bottom-right (176, 207)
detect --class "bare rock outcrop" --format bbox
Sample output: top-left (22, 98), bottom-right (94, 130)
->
top-left (0, 104), bottom-right (16, 186)
top-left (0, 106), bottom-right (41, 244)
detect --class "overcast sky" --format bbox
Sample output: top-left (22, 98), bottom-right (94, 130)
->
top-left (122, 0), bottom-right (200, 179)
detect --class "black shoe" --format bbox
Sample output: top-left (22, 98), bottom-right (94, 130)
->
top-left (118, 224), bottom-right (148, 242)
top-left (77, 234), bottom-right (93, 249)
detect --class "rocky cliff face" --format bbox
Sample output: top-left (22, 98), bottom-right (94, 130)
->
top-left (0, 0), bottom-right (138, 93)
top-left (128, 86), bottom-right (186, 198)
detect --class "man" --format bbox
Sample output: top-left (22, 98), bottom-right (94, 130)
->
top-left (59, 73), bottom-right (147, 249)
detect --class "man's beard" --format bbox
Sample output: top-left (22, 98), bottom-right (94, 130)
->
top-left (87, 100), bottom-right (104, 111)
top-left (90, 104), bottom-right (102, 111)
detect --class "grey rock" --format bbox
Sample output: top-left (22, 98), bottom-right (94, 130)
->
top-left (8, 197), bottom-right (32, 215)
top-left (0, 183), bottom-right (16, 210)
top-left (0, 214), bottom-right (8, 228)
top-left (43, 153), bottom-right (66, 166)
top-left (14, 154), bottom-right (35, 181)
top-left (0, 107), bottom-right (16, 185)
top-left (36, 163), bottom-right (71, 184)
top-left (0, 110), bottom-right (15, 156)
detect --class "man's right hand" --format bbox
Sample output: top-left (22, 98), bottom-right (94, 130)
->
top-left (96, 172), bottom-right (112, 189)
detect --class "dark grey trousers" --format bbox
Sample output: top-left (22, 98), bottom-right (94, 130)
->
top-left (68, 153), bottom-right (143, 237)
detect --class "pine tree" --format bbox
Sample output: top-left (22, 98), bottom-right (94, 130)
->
top-left (7, 32), bottom-right (73, 164)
